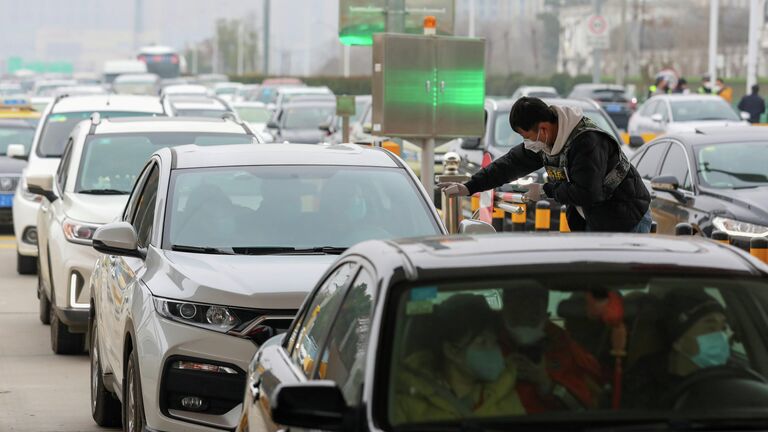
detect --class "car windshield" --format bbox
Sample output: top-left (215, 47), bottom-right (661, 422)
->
top-left (174, 109), bottom-right (228, 118)
top-left (76, 132), bottom-right (254, 193)
top-left (387, 275), bottom-right (768, 427)
top-left (164, 165), bottom-right (440, 251)
top-left (0, 126), bottom-right (35, 155)
top-left (283, 106), bottom-right (334, 129)
top-left (494, 109), bottom-right (615, 147)
top-left (592, 89), bottom-right (629, 102)
top-left (37, 111), bottom-right (157, 157)
top-left (670, 100), bottom-right (740, 122)
top-left (695, 142), bottom-right (768, 189)
top-left (234, 106), bottom-right (270, 123)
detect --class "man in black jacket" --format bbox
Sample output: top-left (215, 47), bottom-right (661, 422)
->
top-left (440, 97), bottom-right (652, 232)
top-left (737, 85), bottom-right (765, 124)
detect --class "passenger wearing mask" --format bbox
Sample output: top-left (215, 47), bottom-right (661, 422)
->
top-left (716, 78), bottom-right (733, 103)
top-left (623, 290), bottom-right (730, 409)
top-left (393, 294), bottom-right (525, 422)
top-left (738, 85), bottom-right (766, 124)
top-left (672, 78), bottom-right (690, 94)
top-left (500, 285), bottom-right (604, 413)
top-left (697, 76), bottom-right (713, 94)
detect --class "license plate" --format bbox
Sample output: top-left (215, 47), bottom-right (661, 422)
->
top-left (606, 104), bottom-right (622, 113)
top-left (0, 194), bottom-right (12, 208)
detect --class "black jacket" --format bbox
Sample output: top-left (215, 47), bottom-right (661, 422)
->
top-left (464, 131), bottom-right (650, 232)
top-left (737, 94), bottom-right (765, 124)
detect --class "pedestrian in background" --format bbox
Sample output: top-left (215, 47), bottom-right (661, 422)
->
top-left (697, 76), bottom-right (712, 94)
top-left (672, 78), bottom-right (690, 94)
top-left (737, 85), bottom-right (766, 124)
top-left (716, 78), bottom-right (733, 103)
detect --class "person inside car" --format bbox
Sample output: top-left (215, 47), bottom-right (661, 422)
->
top-left (393, 293), bottom-right (525, 423)
top-left (500, 285), bottom-right (605, 413)
top-left (623, 289), bottom-right (730, 409)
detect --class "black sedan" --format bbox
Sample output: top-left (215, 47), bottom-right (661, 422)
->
top-left (630, 128), bottom-right (768, 247)
top-left (238, 233), bottom-right (768, 431)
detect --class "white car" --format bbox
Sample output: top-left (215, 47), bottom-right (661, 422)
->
top-left (213, 82), bottom-right (244, 102)
top-left (510, 85), bottom-right (560, 99)
top-left (88, 143), bottom-right (445, 431)
top-left (162, 95), bottom-right (235, 119)
top-left (161, 84), bottom-right (211, 98)
top-left (627, 94), bottom-right (750, 137)
top-left (231, 101), bottom-right (271, 136)
top-left (12, 94), bottom-right (165, 274)
top-left (112, 73), bottom-right (161, 96)
top-left (29, 116), bottom-right (260, 354)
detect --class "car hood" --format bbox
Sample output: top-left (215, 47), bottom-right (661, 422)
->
top-left (148, 250), bottom-right (337, 309)
top-left (668, 120), bottom-right (749, 132)
top-left (279, 129), bottom-right (326, 144)
top-left (0, 156), bottom-right (27, 174)
top-left (63, 194), bottom-right (129, 224)
top-left (701, 186), bottom-right (768, 224)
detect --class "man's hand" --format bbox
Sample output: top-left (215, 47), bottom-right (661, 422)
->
top-left (437, 182), bottom-right (469, 198)
top-left (522, 183), bottom-right (546, 202)
top-left (512, 354), bottom-right (552, 395)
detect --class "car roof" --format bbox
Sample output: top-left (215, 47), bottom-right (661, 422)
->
top-left (649, 94), bottom-right (725, 102)
top-left (354, 233), bottom-right (766, 278)
top-left (486, 97), bottom-right (600, 112)
top-left (170, 143), bottom-right (399, 169)
top-left (93, 117), bottom-right (251, 135)
top-left (651, 127), bottom-right (768, 147)
top-left (169, 97), bottom-right (228, 109)
top-left (278, 86), bottom-right (332, 95)
top-left (231, 101), bottom-right (267, 108)
top-left (51, 95), bottom-right (164, 114)
top-left (281, 100), bottom-right (336, 109)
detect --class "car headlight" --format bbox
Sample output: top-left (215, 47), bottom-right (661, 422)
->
top-left (154, 298), bottom-right (240, 333)
top-left (19, 178), bottom-right (42, 202)
top-left (62, 218), bottom-right (101, 245)
top-left (712, 217), bottom-right (768, 238)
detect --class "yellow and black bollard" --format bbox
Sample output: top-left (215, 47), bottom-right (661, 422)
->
top-left (711, 230), bottom-right (730, 245)
top-left (559, 205), bottom-right (570, 233)
top-left (535, 201), bottom-right (551, 232)
top-left (674, 223), bottom-right (694, 236)
top-left (512, 203), bottom-right (527, 231)
top-left (650, 221), bottom-right (657, 234)
top-left (750, 237), bottom-right (768, 264)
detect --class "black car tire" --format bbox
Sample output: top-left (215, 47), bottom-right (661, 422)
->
top-left (38, 270), bottom-right (50, 325)
top-left (123, 348), bottom-right (146, 432)
top-left (50, 306), bottom-right (84, 355)
top-left (90, 317), bottom-right (121, 427)
top-left (17, 252), bottom-right (37, 275)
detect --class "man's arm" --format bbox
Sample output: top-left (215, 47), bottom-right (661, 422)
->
top-left (544, 133), bottom-right (608, 207)
top-left (464, 143), bottom-right (543, 195)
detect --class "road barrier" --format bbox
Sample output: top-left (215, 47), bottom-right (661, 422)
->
top-left (674, 223), bottom-right (694, 236)
top-left (711, 230), bottom-right (730, 245)
top-left (535, 201), bottom-right (551, 231)
top-left (650, 221), bottom-right (657, 234)
top-left (559, 205), bottom-right (570, 233)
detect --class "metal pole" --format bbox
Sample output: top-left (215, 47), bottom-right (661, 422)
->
top-left (469, 0), bottom-right (476, 37)
top-left (386, 0), bottom-right (406, 33)
top-left (421, 138), bottom-right (435, 201)
top-left (343, 45), bottom-right (351, 77)
top-left (592, 0), bottom-right (602, 83)
top-left (617, 0), bottom-right (627, 85)
top-left (342, 115), bottom-right (350, 143)
top-left (708, 0), bottom-right (719, 86)
top-left (212, 23), bottom-right (219, 74)
top-left (747, 0), bottom-right (762, 92)
top-left (263, 0), bottom-right (270, 75)
top-left (192, 44), bottom-right (199, 75)
top-left (133, 0), bottom-right (143, 50)
top-left (237, 21), bottom-right (245, 76)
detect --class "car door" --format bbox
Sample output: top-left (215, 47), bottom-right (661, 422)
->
top-left (632, 100), bottom-right (657, 135)
top-left (650, 100), bottom-right (671, 135)
top-left (104, 162), bottom-right (160, 381)
top-left (246, 261), bottom-right (358, 432)
top-left (38, 138), bottom-right (74, 298)
top-left (652, 141), bottom-right (700, 234)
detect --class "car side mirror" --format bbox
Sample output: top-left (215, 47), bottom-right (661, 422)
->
top-left (270, 381), bottom-right (348, 431)
top-left (459, 219), bottom-right (497, 235)
top-left (362, 122), bottom-right (373, 134)
top-left (6, 144), bottom-right (27, 160)
top-left (651, 175), bottom-right (686, 201)
top-left (266, 120), bottom-right (279, 130)
top-left (460, 137), bottom-right (482, 150)
top-left (740, 111), bottom-right (751, 121)
top-left (92, 222), bottom-right (143, 259)
top-left (318, 117), bottom-right (335, 134)
top-left (26, 173), bottom-right (57, 202)
top-left (628, 135), bottom-right (645, 149)
top-left (650, 113), bottom-right (664, 123)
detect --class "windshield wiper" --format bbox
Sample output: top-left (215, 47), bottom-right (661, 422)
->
top-left (171, 245), bottom-right (235, 255)
top-left (231, 246), bottom-right (347, 255)
top-left (698, 164), bottom-right (768, 183)
top-left (290, 246), bottom-right (347, 255)
top-left (78, 189), bottom-right (129, 195)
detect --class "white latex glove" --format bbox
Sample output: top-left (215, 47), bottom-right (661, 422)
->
top-left (437, 182), bottom-right (469, 198)
top-left (522, 183), bottom-right (545, 202)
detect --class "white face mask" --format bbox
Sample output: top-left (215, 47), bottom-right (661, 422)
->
top-left (523, 128), bottom-right (548, 153)
top-left (507, 322), bottom-right (546, 345)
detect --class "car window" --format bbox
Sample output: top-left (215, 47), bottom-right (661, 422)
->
top-left (660, 143), bottom-right (691, 191)
top-left (494, 109), bottom-right (618, 148)
top-left (282, 106), bottom-right (335, 129)
top-left (695, 141), bottom-right (768, 189)
top-left (314, 267), bottom-right (375, 405)
top-left (123, 163), bottom-right (153, 222)
top-left (0, 125), bottom-right (35, 155)
top-left (635, 142), bottom-right (668, 180)
top-left (640, 100), bottom-right (658, 116)
top-left (56, 139), bottom-right (74, 191)
top-left (387, 275), bottom-right (768, 426)
top-left (652, 101), bottom-right (669, 121)
top-left (670, 99), bottom-right (741, 122)
top-left (131, 164), bottom-right (159, 248)
top-left (288, 262), bottom-right (357, 377)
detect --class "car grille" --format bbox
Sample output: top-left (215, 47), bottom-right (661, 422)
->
top-left (0, 175), bottom-right (20, 193)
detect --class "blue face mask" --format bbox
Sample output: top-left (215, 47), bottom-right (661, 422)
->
top-left (465, 346), bottom-right (505, 382)
top-left (691, 331), bottom-right (730, 368)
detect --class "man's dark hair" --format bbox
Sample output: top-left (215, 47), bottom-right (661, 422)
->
top-left (716, 78), bottom-right (725, 84)
top-left (752, 84), bottom-right (760, 94)
top-left (509, 97), bottom-right (557, 132)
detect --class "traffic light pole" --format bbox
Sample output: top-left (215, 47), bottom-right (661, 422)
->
top-left (386, 0), bottom-right (406, 33)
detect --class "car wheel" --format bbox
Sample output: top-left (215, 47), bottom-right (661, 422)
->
top-left (38, 269), bottom-right (50, 325)
top-left (50, 305), bottom-right (84, 355)
top-left (90, 317), bottom-right (121, 427)
top-left (123, 349), bottom-right (146, 432)
top-left (17, 252), bottom-right (37, 275)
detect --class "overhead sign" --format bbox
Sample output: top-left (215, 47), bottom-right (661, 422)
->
top-left (339, 0), bottom-right (455, 46)
top-left (585, 15), bottom-right (609, 50)
top-left (6, 56), bottom-right (74, 74)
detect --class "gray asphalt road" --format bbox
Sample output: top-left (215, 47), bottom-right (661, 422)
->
top-left (0, 234), bottom-right (112, 431)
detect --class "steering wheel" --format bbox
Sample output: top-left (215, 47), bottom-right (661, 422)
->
top-left (659, 365), bottom-right (767, 409)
